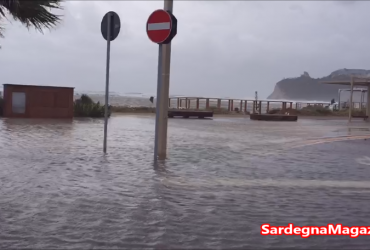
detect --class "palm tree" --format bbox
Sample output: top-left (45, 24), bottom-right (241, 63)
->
top-left (0, 0), bottom-right (62, 37)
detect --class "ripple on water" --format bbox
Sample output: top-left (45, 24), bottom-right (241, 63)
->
top-left (1, 116), bottom-right (370, 249)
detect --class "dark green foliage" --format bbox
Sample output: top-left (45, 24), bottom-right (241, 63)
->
top-left (268, 105), bottom-right (367, 117)
top-left (0, 0), bottom-right (62, 37)
top-left (78, 94), bottom-right (94, 105)
top-left (74, 94), bottom-right (110, 118)
top-left (268, 108), bottom-right (281, 115)
top-left (206, 106), bottom-right (229, 114)
top-left (268, 106), bottom-right (332, 116)
top-left (301, 105), bottom-right (332, 115)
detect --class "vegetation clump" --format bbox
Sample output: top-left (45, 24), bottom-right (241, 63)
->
top-left (268, 105), bottom-right (366, 117)
top-left (206, 106), bottom-right (231, 114)
top-left (268, 106), bottom-right (331, 116)
top-left (74, 94), bottom-right (110, 118)
top-left (298, 106), bottom-right (333, 116)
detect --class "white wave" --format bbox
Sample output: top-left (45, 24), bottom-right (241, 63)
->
top-left (356, 156), bottom-right (370, 166)
top-left (75, 90), bottom-right (121, 96)
top-left (265, 98), bottom-right (331, 104)
top-left (121, 92), bottom-right (155, 98)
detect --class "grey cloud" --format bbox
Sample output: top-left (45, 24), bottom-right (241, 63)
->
top-left (1, 1), bottom-right (370, 98)
top-left (335, 1), bottom-right (358, 6)
top-left (289, 4), bottom-right (304, 12)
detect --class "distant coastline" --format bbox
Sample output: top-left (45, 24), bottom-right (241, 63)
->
top-left (268, 68), bottom-right (370, 101)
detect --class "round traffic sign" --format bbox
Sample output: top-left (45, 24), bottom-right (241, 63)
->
top-left (146, 9), bottom-right (177, 44)
top-left (101, 11), bottom-right (121, 41)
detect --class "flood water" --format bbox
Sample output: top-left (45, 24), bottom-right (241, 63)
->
top-left (1, 115), bottom-right (370, 249)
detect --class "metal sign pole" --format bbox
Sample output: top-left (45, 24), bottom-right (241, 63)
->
top-left (146, 5), bottom-right (177, 161)
top-left (255, 91), bottom-right (258, 113)
top-left (154, 44), bottom-right (163, 161)
top-left (157, 0), bottom-right (174, 160)
top-left (103, 13), bottom-right (111, 153)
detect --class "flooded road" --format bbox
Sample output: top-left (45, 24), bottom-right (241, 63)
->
top-left (1, 115), bottom-right (370, 249)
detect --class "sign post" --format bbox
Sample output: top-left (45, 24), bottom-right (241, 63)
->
top-left (159, 0), bottom-right (174, 161)
top-left (101, 11), bottom-right (121, 153)
top-left (146, 8), bottom-right (177, 161)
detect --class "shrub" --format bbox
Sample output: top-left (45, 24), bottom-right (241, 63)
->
top-left (268, 108), bottom-right (281, 114)
top-left (333, 109), bottom-right (366, 117)
top-left (268, 106), bottom-right (333, 116)
top-left (74, 94), bottom-right (110, 118)
top-left (79, 94), bottom-right (94, 105)
top-left (206, 106), bottom-right (230, 114)
top-left (299, 106), bottom-right (332, 116)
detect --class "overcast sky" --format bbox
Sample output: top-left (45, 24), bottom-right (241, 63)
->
top-left (1, 1), bottom-right (370, 98)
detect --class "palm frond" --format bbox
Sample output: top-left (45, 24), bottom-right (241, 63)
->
top-left (0, 0), bottom-right (63, 37)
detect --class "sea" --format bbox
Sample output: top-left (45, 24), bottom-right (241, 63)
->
top-left (75, 91), bottom-right (331, 111)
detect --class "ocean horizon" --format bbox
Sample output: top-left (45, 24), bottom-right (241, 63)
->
top-left (74, 91), bottom-right (331, 107)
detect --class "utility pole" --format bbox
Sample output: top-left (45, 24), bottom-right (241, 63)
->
top-left (255, 91), bottom-right (258, 113)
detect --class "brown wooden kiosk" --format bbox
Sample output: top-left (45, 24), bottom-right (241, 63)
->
top-left (2, 84), bottom-right (74, 119)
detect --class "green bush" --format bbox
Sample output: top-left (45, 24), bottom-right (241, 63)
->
top-left (268, 105), bottom-right (368, 117)
top-left (79, 94), bottom-right (94, 105)
top-left (333, 109), bottom-right (366, 117)
top-left (268, 106), bottom-right (332, 116)
top-left (300, 106), bottom-right (332, 116)
top-left (205, 106), bottom-right (230, 114)
top-left (268, 108), bottom-right (281, 114)
top-left (74, 94), bottom-right (110, 118)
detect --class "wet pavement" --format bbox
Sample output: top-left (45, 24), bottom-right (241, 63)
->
top-left (1, 115), bottom-right (370, 249)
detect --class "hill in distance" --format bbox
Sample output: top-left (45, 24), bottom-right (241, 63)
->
top-left (267, 69), bottom-right (370, 102)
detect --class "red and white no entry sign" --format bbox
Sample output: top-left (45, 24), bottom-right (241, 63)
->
top-left (146, 9), bottom-right (177, 44)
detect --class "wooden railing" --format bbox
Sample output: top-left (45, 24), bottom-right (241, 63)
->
top-left (168, 97), bottom-right (333, 114)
